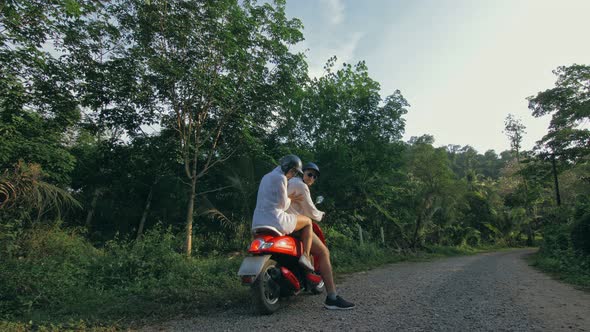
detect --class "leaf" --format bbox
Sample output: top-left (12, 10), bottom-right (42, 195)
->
top-left (63, 0), bottom-right (81, 17)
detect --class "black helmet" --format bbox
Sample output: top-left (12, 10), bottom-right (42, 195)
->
top-left (279, 154), bottom-right (303, 175)
top-left (302, 162), bottom-right (320, 177)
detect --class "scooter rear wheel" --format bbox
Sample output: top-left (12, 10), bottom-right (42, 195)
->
top-left (252, 259), bottom-right (280, 314)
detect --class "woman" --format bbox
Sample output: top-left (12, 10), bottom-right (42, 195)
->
top-left (287, 162), bottom-right (355, 310)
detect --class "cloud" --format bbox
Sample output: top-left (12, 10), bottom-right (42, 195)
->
top-left (321, 0), bottom-right (345, 25)
top-left (335, 32), bottom-right (363, 65)
top-left (307, 31), bottom-right (364, 79)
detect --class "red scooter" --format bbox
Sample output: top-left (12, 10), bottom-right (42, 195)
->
top-left (238, 221), bottom-right (327, 314)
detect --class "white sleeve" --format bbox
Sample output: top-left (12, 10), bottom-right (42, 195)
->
top-left (301, 184), bottom-right (325, 221)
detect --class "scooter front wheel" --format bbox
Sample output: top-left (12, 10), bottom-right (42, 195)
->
top-left (252, 259), bottom-right (280, 314)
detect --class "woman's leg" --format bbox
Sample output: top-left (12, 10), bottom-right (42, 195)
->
top-left (293, 215), bottom-right (312, 258)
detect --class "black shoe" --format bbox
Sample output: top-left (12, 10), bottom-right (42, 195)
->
top-left (324, 295), bottom-right (355, 310)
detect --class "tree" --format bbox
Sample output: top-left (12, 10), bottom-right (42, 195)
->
top-left (0, 0), bottom-right (96, 183)
top-left (528, 64), bottom-right (590, 161)
top-left (278, 59), bottom-right (410, 243)
top-left (503, 114), bottom-right (526, 162)
top-left (503, 114), bottom-right (534, 244)
top-left (528, 64), bottom-right (590, 207)
top-left (116, 0), bottom-right (306, 255)
top-left (404, 139), bottom-right (456, 248)
top-left (291, 59), bottom-right (408, 150)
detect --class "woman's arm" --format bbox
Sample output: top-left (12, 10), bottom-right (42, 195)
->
top-left (301, 185), bottom-right (325, 221)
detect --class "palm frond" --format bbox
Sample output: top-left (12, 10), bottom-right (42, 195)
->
top-left (201, 208), bottom-right (236, 230)
top-left (0, 177), bottom-right (17, 209)
top-left (0, 162), bottom-right (81, 220)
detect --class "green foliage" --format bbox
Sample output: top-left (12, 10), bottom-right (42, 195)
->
top-left (540, 223), bottom-right (572, 255)
top-left (0, 162), bottom-right (80, 226)
top-left (0, 223), bottom-right (98, 318)
top-left (0, 111), bottom-right (77, 185)
top-left (571, 213), bottom-right (590, 256)
top-left (523, 64), bottom-right (590, 286)
top-left (0, 224), bottom-right (245, 324)
top-left (528, 64), bottom-right (590, 161)
top-left (532, 217), bottom-right (590, 289)
top-left (530, 253), bottom-right (590, 290)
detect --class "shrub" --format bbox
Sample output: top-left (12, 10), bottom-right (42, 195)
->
top-left (571, 213), bottom-right (590, 256)
top-left (539, 223), bottom-right (571, 256)
top-left (0, 223), bottom-right (98, 318)
top-left (0, 223), bottom-right (245, 324)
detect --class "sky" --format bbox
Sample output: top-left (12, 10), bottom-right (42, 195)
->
top-left (283, 0), bottom-right (590, 154)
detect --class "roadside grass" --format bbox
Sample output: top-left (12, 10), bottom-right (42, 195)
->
top-left (527, 252), bottom-right (590, 292)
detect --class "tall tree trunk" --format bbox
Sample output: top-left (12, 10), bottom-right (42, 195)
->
top-left (526, 224), bottom-right (533, 246)
top-left (516, 151), bottom-right (534, 246)
top-left (522, 180), bottom-right (534, 246)
top-left (185, 176), bottom-right (197, 256)
top-left (185, 146), bottom-right (198, 256)
top-left (412, 214), bottom-right (422, 249)
top-left (137, 182), bottom-right (155, 240)
top-left (85, 188), bottom-right (100, 232)
top-left (551, 153), bottom-right (561, 207)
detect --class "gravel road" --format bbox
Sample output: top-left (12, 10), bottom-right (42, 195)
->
top-left (142, 249), bottom-right (590, 331)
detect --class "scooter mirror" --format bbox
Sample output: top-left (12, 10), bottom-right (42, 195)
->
top-left (315, 195), bottom-right (324, 205)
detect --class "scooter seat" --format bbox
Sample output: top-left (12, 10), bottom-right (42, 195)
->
top-left (252, 225), bottom-right (283, 236)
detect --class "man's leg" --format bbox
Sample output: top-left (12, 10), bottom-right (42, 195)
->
top-left (310, 233), bottom-right (336, 294)
top-left (311, 232), bottom-right (355, 309)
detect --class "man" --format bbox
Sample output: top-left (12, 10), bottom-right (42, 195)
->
top-left (287, 162), bottom-right (356, 310)
top-left (252, 155), bottom-right (314, 271)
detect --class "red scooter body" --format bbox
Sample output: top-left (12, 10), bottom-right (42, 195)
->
top-left (238, 222), bottom-right (327, 314)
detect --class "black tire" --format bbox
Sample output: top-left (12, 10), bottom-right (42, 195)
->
top-left (252, 259), bottom-right (281, 315)
top-left (310, 279), bottom-right (325, 295)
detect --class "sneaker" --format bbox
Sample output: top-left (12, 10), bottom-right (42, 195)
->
top-left (298, 255), bottom-right (314, 271)
top-left (324, 295), bottom-right (355, 310)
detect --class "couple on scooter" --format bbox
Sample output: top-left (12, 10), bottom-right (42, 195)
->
top-left (252, 154), bottom-right (355, 310)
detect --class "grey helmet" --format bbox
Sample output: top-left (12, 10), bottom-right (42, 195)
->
top-left (279, 154), bottom-right (303, 175)
top-left (302, 162), bottom-right (320, 177)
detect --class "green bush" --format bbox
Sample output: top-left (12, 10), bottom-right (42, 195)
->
top-left (571, 213), bottom-right (590, 256)
top-left (539, 223), bottom-right (571, 255)
top-left (0, 224), bottom-right (245, 324)
top-left (323, 226), bottom-right (404, 273)
top-left (0, 224), bottom-right (99, 318)
top-left (531, 252), bottom-right (590, 289)
top-left (532, 211), bottom-right (590, 289)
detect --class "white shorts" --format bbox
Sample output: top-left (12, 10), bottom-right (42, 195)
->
top-left (252, 210), bottom-right (298, 235)
top-left (277, 211), bottom-right (297, 234)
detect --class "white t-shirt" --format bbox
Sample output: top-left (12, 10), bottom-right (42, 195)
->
top-left (286, 177), bottom-right (325, 222)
